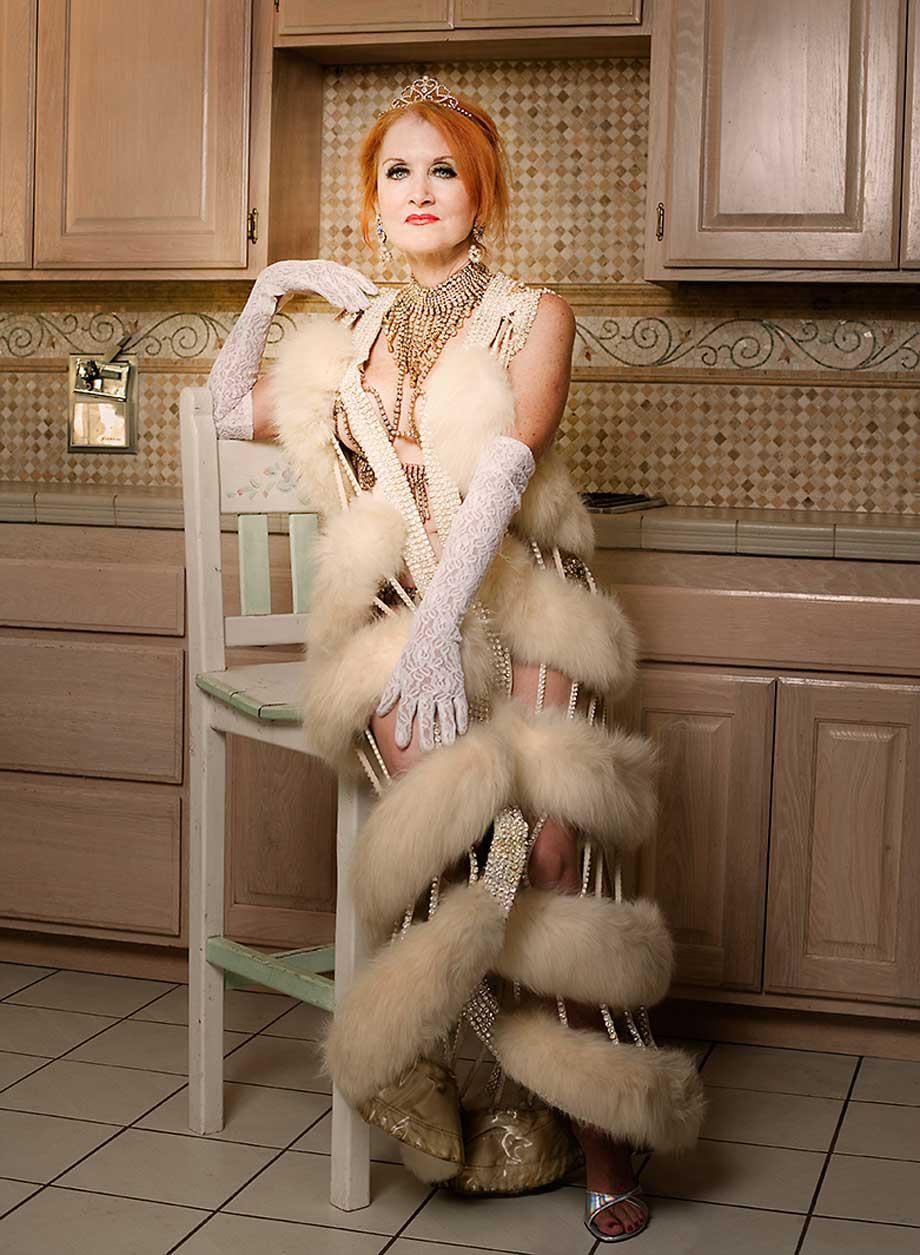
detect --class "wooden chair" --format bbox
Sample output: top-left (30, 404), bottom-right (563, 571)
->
top-left (180, 384), bottom-right (372, 1210)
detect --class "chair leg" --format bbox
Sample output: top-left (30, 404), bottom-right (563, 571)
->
top-left (188, 714), bottom-right (227, 1135)
top-left (330, 778), bottom-right (373, 1211)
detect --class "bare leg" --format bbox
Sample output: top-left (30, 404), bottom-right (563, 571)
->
top-left (512, 661), bottom-right (648, 1239)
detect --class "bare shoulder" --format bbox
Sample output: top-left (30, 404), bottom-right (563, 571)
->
top-left (534, 288), bottom-right (576, 335)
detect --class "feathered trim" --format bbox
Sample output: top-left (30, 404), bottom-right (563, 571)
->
top-left (495, 889), bottom-right (674, 1009)
top-left (492, 1006), bottom-right (707, 1154)
top-left (267, 315), bottom-right (354, 517)
top-left (352, 718), bottom-right (516, 934)
top-left (482, 536), bottom-right (638, 701)
top-left (490, 698), bottom-right (660, 857)
top-left (322, 881), bottom-right (507, 1107)
top-left (422, 342), bottom-right (596, 561)
top-left (304, 495), bottom-right (406, 649)
top-left (299, 604), bottom-right (497, 776)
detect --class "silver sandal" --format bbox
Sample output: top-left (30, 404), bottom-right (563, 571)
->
top-left (584, 1185), bottom-right (650, 1243)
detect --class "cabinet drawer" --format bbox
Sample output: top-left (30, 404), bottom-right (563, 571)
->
top-left (0, 557), bottom-right (184, 635)
top-left (277, 1), bottom-right (449, 33)
top-left (0, 636), bottom-right (183, 783)
top-left (0, 773), bottom-right (181, 938)
top-left (456, 1), bottom-right (642, 25)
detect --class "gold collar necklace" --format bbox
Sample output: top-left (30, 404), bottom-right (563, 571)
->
top-left (377, 258), bottom-right (491, 442)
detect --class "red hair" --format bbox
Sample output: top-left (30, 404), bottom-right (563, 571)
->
top-left (356, 94), bottom-right (512, 256)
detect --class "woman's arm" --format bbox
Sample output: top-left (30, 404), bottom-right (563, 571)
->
top-left (207, 261), bottom-right (378, 440)
top-left (376, 293), bottom-right (578, 752)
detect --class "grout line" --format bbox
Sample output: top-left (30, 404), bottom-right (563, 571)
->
top-left (793, 1055), bottom-right (864, 1255)
top-left (0, 971), bottom-right (65, 1002)
top-left (163, 1107), bottom-right (346, 1254)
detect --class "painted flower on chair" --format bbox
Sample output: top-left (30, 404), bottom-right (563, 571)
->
top-left (223, 459), bottom-right (312, 505)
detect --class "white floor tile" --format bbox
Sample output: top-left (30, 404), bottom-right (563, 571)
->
top-left (835, 1100), bottom-right (920, 1161)
top-left (173, 1212), bottom-right (385, 1254)
top-left (701, 1044), bottom-right (858, 1099)
top-left (55, 1126), bottom-right (276, 1210)
top-left (0, 1109), bottom-right (120, 1183)
top-left (133, 985), bottom-right (298, 1033)
top-left (404, 1183), bottom-right (595, 1255)
top-left (4, 970), bottom-right (175, 1018)
top-left (222, 1034), bottom-right (331, 1093)
top-left (0, 1178), bottom-right (40, 1219)
top-left (67, 1018), bottom-right (249, 1074)
top-left (0, 1185), bottom-right (207, 1254)
top-left (0, 1052), bottom-right (49, 1091)
top-left (226, 1153), bottom-right (429, 1235)
top-left (852, 1057), bottom-right (920, 1107)
top-left (699, 1084), bottom-right (843, 1151)
top-left (0, 1060), bottom-right (185, 1125)
top-left (137, 1082), bottom-right (330, 1148)
top-left (801, 1214), bottom-right (920, 1254)
top-left (640, 1138), bottom-right (824, 1212)
top-left (815, 1153), bottom-right (920, 1227)
top-left (0, 964), bottom-right (55, 1000)
top-left (0, 1004), bottom-right (118, 1057)
top-left (291, 1109), bottom-right (403, 1163)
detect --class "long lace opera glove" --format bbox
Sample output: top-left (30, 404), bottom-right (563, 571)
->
top-left (207, 259), bottom-right (379, 439)
top-left (376, 434), bottom-right (536, 752)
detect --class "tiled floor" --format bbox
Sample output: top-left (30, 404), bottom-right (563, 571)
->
top-left (1, 961), bottom-right (918, 1254)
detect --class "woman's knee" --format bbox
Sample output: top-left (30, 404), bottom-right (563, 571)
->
top-left (527, 818), bottom-right (580, 891)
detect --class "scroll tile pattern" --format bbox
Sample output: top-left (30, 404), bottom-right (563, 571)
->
top-left (0, 59), bottom-right (917, 513)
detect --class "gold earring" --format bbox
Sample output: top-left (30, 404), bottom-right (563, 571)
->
top-left (468, 221), bottom-right (485, 264)
top-left (375, 210), bottom-right (392, 264)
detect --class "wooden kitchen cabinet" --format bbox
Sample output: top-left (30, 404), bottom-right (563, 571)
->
top-left (646, 0), bottom-right (909, 279)
top-left (0, 0), bottom-right (36, 268)
top-left (33, 0), bottom-right (251, 270)
top-left (765, 674), bottom-right (920, 1006)
top-left (611, 665), bottom-right (775, 992)
top-left (900, 0), bottom-right (920, 263)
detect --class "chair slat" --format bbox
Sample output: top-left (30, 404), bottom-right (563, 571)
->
top-left (238, 514), bottom-right (272, 616)
top-left (289, 513), bottom-right (318, 615)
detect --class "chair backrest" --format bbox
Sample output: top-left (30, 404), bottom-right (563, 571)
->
top-left (179, 385), bottom-right (319, 676)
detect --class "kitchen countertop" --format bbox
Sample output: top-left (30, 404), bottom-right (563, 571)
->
top-left (1, 481), bottom-right (919, 563)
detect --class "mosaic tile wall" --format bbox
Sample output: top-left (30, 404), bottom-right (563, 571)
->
top-left (1, 58), bottom-right (918, 514)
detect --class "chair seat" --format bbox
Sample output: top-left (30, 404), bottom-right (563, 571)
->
top-left (195, 662), bottom-right (302, 723)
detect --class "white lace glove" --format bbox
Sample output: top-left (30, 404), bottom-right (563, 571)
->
top-left (207, 259), bottom-right (379, 439)
top-left (376, 435), bottom-right (536, 752)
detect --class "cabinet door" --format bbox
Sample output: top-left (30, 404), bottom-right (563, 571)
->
top-left (0, 0), bottom-right (36, 267)
top-left (765, 676), bottom-right (920, 1005)
top-left (34, 0), bottom-right (251, 268)
top-left (276, 1), bottom-right (450, 33)
top-left (455, 1), bottom-right (641, 25)
top-left (901, 0), bottom-right (920, 263)
top-left (612, 666), bottom-right (775, 991)
top-left (652, 0), bottom-right (906, 269)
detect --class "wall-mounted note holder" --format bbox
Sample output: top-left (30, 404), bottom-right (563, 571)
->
top-left (68, 353), bottom-right (138, 453)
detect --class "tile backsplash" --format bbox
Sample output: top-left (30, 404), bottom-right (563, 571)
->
top-left (1, 58), bottom-right (917, 514)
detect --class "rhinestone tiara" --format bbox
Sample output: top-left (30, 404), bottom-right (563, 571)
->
top-left (376, 74), bottom-right (476, 121)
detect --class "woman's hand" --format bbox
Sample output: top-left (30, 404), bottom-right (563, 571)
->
top-left (256, 260), bottom-right (379, 314)
top-left (375, 607), bottom-right (469, 753)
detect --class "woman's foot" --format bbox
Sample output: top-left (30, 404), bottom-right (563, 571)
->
top-left (576, 1125), bottom-right (648, 1239)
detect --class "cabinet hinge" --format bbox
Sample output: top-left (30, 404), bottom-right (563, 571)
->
top-left (656, 202), bottom-right (665, 241)
top-left (273, 0), bottom-right (279, 11)
top-left (247, 207), bottom-right (259, 244)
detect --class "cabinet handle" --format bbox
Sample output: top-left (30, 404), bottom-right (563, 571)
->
top-left (656, 202), bottom-right (665, 241)
top-left (247, 208), bottom-right (259, 244)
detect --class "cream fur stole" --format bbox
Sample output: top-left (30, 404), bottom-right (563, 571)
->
top-left (267, 313), bottom-right (595, 558)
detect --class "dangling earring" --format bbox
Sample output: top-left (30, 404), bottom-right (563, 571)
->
top-left (375, 210), bottom-right (392, 264)
top-left (468, 220), bottom-right (485, 264)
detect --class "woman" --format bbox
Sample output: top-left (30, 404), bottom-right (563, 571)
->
top-left (207, 76), bottom-right (705, 1244)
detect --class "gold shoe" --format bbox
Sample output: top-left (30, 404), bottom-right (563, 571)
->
top-left (358, 1056), bottom-right (463, 1167)
top-left (449, 1100), bottom-right (582, 1195)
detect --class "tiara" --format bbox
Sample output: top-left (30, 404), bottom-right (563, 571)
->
top-left (376, 75), bottom-right (475, 121)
